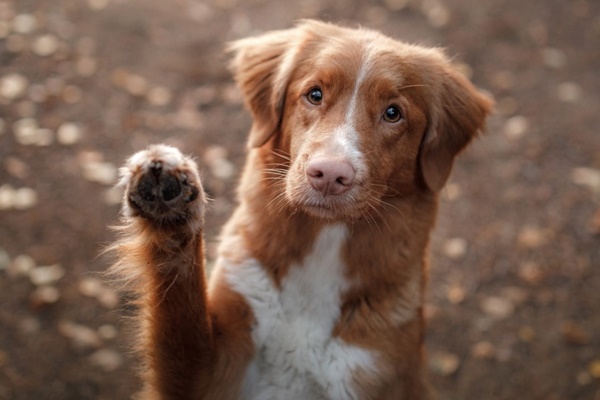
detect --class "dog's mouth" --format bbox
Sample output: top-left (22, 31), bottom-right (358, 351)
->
top-left (301, 199), bottom-right (336, 217)
top-left (287, 189), bottom-right (371, 221)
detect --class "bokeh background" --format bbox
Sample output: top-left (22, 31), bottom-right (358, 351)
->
top-left (1, 0), bottom-right (599, 399)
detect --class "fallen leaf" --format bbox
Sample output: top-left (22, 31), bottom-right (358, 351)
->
top-left (28, 264), bottom-right (65, 286)
top-left (30, 286), bottom-right (60, 307)
top-left (571, 167), bottom-right (600, 192)
top-left (443, 237), bottom-right (468, 260)
top-left (0, 73), bottom-right (29, 100)
top-left (471, 341), bottom-right (496, 360)
top-left (447, 284), bottom-right (466, 304)
top-left (58, 320), bottom-right (101, 348)
top-left (480, 296), bottom-right (514, 320)
top-left (517, 226), bottom-right (552, 248)
top-left (588, 360), bottom-right (600, 379)
top-left (89, 349), bottom-right (123, 371)
top-left (518, 262), bottom-right (544, 285)
top-left (562, 321), bottom-right (591, 345)
top-left (429, 352), bottom-right (460, 376)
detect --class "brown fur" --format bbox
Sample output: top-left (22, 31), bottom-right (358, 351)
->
top-left (110, 20), bottom-right (492, 400)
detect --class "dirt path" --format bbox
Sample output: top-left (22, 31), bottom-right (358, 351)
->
top-left (1, 0), bottom-right (599, 399)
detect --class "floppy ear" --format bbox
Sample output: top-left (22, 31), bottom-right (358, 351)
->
top-left (418, 66), bottom-right (494, 192)
top-left (227, 29), bottom-right (299, 148)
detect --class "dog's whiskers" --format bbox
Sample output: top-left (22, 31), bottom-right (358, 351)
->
top-left (270, 148), bottom-right (292, 162)
top-left (365, 198), bottom-right (392, 235)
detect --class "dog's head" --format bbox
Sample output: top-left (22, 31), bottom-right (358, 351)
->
top-left (229, 20), bottom-right (493, 220)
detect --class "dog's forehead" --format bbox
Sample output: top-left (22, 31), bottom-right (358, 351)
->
top-left (299, 34), bottom-right (428, 90)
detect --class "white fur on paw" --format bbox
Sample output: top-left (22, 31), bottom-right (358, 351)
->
top-left (118, 145), bottom-right (199, 188)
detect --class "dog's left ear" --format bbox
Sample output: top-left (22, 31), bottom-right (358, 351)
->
top-left (227, 29), bottom-right (299, 148)
top-left (418, 65), bottom-right (494, 192)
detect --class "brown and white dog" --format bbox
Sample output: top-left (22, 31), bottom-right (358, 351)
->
top-left (111, 20), bottom-right (492, 400)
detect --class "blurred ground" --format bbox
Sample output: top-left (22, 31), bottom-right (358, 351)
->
top-left (1, 0), bottom-right (599, 399)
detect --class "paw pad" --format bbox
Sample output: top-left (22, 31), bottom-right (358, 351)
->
top-left (119, 145), bottom-right (203, 222)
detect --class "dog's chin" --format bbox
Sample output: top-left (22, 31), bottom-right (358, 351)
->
top-left (301, 203), bottom-right (344, 220)
top-left (285, 182), bottom-right (373, 221)
top-left (289, 196), bottom-right (367, 221)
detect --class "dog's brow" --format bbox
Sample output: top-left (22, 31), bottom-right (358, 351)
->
top-left (344, 43), bottom-right (376, 128)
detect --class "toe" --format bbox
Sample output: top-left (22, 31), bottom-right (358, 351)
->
top-left (150, 161), bottom-right (163, 179)
top-left (161, 174), bottom-right (182, 201)
top-left (137, 173), bottom-right (158, 202)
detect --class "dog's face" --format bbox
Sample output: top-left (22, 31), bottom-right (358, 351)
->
top-left (230, 21), bottom-right (493, 221)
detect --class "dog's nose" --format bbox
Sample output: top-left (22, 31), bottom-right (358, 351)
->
top-left (306, 158), bottom-right (355, 196)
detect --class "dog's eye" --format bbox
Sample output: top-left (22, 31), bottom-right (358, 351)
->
top-left (307, 88), bottom-right (323, 105)
top-left (383, 106), bottom-right (403, 123)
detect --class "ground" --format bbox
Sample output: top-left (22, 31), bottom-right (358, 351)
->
top-left (1, 0), bottom-right (599, 399)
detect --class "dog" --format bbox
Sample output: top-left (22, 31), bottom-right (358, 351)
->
top-left (111, 20), bottom-right (493, 400)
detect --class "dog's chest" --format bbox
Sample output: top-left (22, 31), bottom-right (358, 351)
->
top-left (225, 224), bottom-right (375, 400)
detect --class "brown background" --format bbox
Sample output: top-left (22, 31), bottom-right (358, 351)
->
top-left (1, 0), bottom-right (599, 399)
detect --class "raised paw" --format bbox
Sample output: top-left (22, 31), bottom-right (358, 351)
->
top-left (118, 145), bottom-right (205, 226)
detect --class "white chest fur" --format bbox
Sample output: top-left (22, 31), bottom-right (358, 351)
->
top-left (225, 224), bottom-right (375, 400)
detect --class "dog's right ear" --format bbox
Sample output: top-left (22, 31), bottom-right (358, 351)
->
top-left (227, 29), bottom-right (299, 148)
